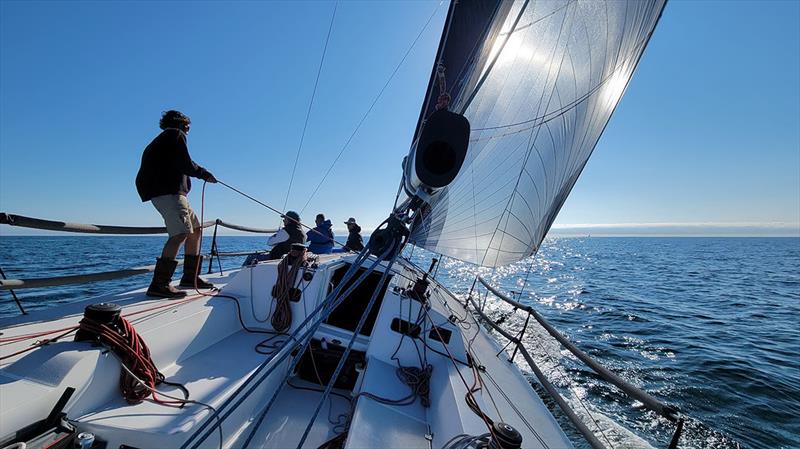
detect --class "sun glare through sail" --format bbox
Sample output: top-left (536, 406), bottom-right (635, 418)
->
top-left (408, 0), bottom-right (668, 267)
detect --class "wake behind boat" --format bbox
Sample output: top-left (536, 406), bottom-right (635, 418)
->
top-left (0, 0), bottom-right (682, 448)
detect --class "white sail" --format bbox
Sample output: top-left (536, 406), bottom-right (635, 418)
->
top-left (409, 0), bottom-right (667, 267)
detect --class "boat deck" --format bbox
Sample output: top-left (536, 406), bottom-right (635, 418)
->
top-left (1, 255), bottom-right (574, 449)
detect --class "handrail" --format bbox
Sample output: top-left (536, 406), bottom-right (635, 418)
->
top-left (477, 276), bottom-right (679, 421)
top-left (0, 213), bottom-right (276, 235)
top-left (0, 249), bottom-right (268, 291)
top-left (478, 276), bottom-right (533, 312)
top-left (213, 219), bottom-right (275, 234)
top-left (393, 259), bottom-right (605, 448)
top-left (0, 261), bottom-right (183, 290)
top-left (0, 212), bottom-right (212, 234)
top-left (467, 295), bottom-right (608, 449)
top-left (213, 250), bottom-right (266, 257)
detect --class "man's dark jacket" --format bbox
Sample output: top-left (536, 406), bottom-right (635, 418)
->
top-left (268, 223), bottom-right (306, 260)
top-left (136, 129), bottom-right (211, 202)
top-left (345, 225), bottom-right (364, 252)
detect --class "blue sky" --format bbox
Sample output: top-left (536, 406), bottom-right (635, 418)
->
top-left (1, 1), bottom-right (798, 236)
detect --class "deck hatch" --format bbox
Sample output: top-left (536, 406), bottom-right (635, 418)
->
top-left (324, 264), bottom-right (392, 336)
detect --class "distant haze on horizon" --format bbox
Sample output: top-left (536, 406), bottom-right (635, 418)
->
top-left (547, 222), bottom-right (800, 237)
top-left (1, 221), bottom-right (798, 237)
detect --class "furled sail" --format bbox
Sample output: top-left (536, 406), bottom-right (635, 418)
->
top-left (407, 0), bottom-right (667, 267)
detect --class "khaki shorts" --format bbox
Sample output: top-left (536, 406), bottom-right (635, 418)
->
top-left (151, 194), bottom-right (200, 236)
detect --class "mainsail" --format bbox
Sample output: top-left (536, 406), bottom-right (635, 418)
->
top-left (407, 0), bottom-right (667, 267)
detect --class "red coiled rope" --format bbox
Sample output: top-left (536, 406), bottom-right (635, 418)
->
top-left (77, 314), bottom-right (181, 405)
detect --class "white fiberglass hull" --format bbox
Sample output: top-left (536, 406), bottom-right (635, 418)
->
top-left (0, 253), bottom-right (572, 449)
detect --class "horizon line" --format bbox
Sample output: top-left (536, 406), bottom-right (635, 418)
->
top-left (2, 221), bottom-right (799, 238)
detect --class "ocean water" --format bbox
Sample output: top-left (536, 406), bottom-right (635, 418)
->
top-left (1, 236), bottom-right (798, 449)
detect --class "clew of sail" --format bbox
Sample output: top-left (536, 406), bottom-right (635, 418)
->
top-left (407, 0), bottom-right (667, 267)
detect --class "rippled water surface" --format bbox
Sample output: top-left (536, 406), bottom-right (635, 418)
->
top-left (1, 236), bottom-right (798, 449)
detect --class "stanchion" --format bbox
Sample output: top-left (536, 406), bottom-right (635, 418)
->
top-left (207, 221), bottom-right (219, 275)
top-left (0, 266), bottom-right (26, 314)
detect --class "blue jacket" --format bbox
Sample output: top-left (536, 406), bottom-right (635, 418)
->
top-left (306, 220), bottom-right (334, 254)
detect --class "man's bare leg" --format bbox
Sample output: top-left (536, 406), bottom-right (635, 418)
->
top-left (161, 233), bottom-right (187, 259)
top-left (184, 229), bottom-right (201, 256)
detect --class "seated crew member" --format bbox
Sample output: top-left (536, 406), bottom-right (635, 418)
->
top-left (267, 211), bottom-right (305, 260)
top-left (343, 217), bottom-right (364, 252)
top-left (136, 110), bottom-right (217, 298)
top-left (306, 213), bottom-right (334, 254)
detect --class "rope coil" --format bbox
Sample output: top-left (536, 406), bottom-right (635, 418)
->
top-left (76, 314), bottom-right (185, 405)
top-left (271, 247), bottom-right (308, 333)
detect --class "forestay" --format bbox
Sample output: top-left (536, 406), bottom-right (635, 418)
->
top-left (409, 0), bottom-right (666, 267)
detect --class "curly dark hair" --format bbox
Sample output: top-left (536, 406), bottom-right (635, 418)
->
top-left (159, 110), bottom-right (191, 130)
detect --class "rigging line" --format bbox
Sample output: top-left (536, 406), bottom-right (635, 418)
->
top-left (453, 8), bottom-right (540, 155)
top-left (477, 278), bottom-right (616, 448)
top-left (470, 351), bottom-right (506, 424)
top-left (524, 321), bottom-right (617, 449)
top-left (410, 0), bottom-right (457, 141)
top-left (447, 0), bottom-right (572, 107)
top-left (558, 12), bottom-right (653, 190)
top-left (299, 2), bottom-right (442, 214)
top-left (1, 294), bottom-right (205, 358)
top-left (282, 1), bottom-right (339, 214)
top-left (471, 165), bottom-right (480, 262)
top-left (217, 180), bottom-right (347, 249)
top-left (519, 257), bottom-right (535, 299)
top-left (423, 142), bottom-right (528, 218)
top-left (550, 4), bottom-right (667, 235)
top-left (422, 310), bottom-right (498, 442)
top-left (483, 65), bottom-right (569, 264)
top-left (295, 240), bottom-right (404, 449)
top-left (468, 43), bottom-right (645, 134)
top-left (521, 8), bottom-right (577, 237)
top-left (226, 244), bottom-right (385, 448)
top-left (457, 0), bottom-right (531, 116)
top-left (392, 177), bottom-right (405, 211)
top-left (0, 298), bottom-right (205, 344)
top-left (248, 265), bottom-right (271, 323)
top-left (183, 246), bottom-right (378, 449)
top-left (466, 348), bottom-right (554, 448)
top-left (110, 353), bottom-right (225, 449)
top-left (478, 365), bottom-right (547, 447)
top-left (558, 6), bottom-right (634, 188)
top-left (441, 290), bottom-right (551, 447)
top-left (481, 1), bottom-right (576, 268)
top-left (496, 0), bottom-right (574, 38)
top-left (552, 38), bottom-right (582, 195)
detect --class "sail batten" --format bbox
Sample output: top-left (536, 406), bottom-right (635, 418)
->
top-left (408, 0), bottom-right (667, 267)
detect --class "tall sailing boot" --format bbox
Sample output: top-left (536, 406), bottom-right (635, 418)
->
top-left (147, 258), bottom-right (187, 299)
top-left (180, 254), bottom-right (216, 289)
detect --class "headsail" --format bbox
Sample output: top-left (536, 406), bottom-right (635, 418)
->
top-left (406, 0), bottom-right (667, 267)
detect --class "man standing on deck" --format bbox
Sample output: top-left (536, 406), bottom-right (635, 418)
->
top-left (136, 110), bottom-right (218, 298)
